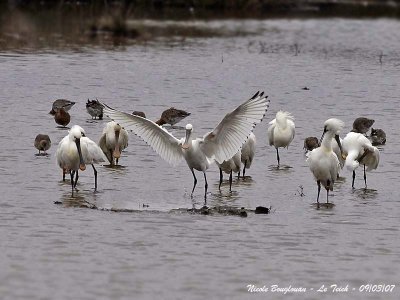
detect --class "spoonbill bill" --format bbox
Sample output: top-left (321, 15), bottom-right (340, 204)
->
top-left (56, 125), bottom-right (107, 195)
top-left (342, 132), bottom-right (380, 189)
top-left (99, 121), bottom-right (129, 166)
top-left (307, 118), bottom-right (344, 207)
top-left (268, 111), bottom-right (295, 166)
top-left (103, 91), bottom-right (270, 198)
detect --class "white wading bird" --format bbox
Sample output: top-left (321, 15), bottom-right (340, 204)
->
top-left (307, 118), bottom-right (344, 207)
top-left (240, 132), bottom-right (256, 179)
top-left (56, 125), bottom-right (107, 196)
top-left (216, 150), bottom-right (241, 192)
top-left (103, 91), bottom-right (270, 198)
top-left (268, 111), bottom-right (295, 166)
top-left (342, 132), bottom-right (379, 189)
top-left (99, 121), bottom-right (129, 166)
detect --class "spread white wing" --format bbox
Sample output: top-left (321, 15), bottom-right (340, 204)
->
top-left (102, 104), bottom-right (184, 166)
top-left (200, 91), bottom-right (270, 164)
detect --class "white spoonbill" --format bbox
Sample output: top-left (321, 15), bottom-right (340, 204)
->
top-left (268, 111), bottom-right (295, 166)
top-left (99, 121), bottom-right (129, 166)
top-left (56, 125), bottom-right (107, 195)
top-left (342, 132), bottom-right (379, 189)
top-left (216, 150), bottom-right (241, 191)
top-left (103, 91), bottom-right (270, 198)
top-left (240, 132), bottom-right (256, 179)
top-left (307, 118), bottom-right (344, 207)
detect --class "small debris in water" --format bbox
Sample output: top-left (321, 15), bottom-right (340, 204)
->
top-left (254, 206), bottom-right (270, 214)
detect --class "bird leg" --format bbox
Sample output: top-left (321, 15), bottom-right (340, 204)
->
top-left (203, 172), bottom-right (208, 199)
top-left (326, 179), bottom-right (331, 203)
top-left (219, 168), bottom-right (223, 190)
top-left (243, 160), bottom-right (247, 179)
top-left (190, 169), bottom-right (197, 197)
top-left (276, 148), bottom-right (280, 166)
top-left (352, 170), bottom-right (356, 189)
top-left (316, 180), bottom-right (321, 208)
top-left (229, 170), bottom-right (233, 192)
top-left (363, 164), bottom-right (367, 189)
top-left (74, 171), bottom-right (79, 188)
top-left (70, 170), bottom-right (75, 196)
top-left (92, 164), bottom-right (98, 191)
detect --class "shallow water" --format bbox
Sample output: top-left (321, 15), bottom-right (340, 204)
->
top-left (0, 18), bottom-right (400, 299)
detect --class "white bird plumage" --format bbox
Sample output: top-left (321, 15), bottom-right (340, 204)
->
top-left (268, 110), bottom-right (295, 166)
top-left (99, 121), bottom-right (129, 166)
top-left (240, 132), bottom-right (256, 178)
top-left (216, 150), bottom-right (241, 191)
top-left (307, 118), bottom-right (344, 207)
top-left (56, 125), bottom-right (107, 195)
top-left (103, 91), bottom-right (270, 198)
top-left (342, 131), bottom-right (380, 189)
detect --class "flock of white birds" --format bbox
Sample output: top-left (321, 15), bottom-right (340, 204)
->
top-left (35, 91), bottom-right (383, 207)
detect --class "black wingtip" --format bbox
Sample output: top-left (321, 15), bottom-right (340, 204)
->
top-left (251, 91), bottom-right (259, 100)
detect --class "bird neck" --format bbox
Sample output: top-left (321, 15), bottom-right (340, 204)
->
top-left (276, 116), bottom-right (287, 129)
top-left (155, 118), bottom-right (166, 126)
top-left (321, 133), bottom-right (334, 151)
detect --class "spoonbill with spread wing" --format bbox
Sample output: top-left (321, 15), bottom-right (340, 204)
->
top-left (103, 91), bottom-right (270, 198)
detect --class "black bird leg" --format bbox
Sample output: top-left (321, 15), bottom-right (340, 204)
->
top-left (276, 148), bottom-right (280, 166)
top-left (363, 164), bottom-right (367, 189)
top-left (190, 169), bottom-right (197, 197)
top-left (229, 170), bottom-right (233, 192)
top-left (316, 180), bottom-right (321, 208)
top-left (92, 164), bottom-right (98, 191)
top-left (219, 168), bottom-right (223, 190)
top-left (203, 172), bottom-right (208, 199)
top-left (352, 170), bottom-right (356, 189)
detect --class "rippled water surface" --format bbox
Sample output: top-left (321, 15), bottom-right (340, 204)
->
top-left (1, 18), bottom-right (400, 299)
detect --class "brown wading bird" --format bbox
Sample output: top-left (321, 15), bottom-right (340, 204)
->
top-left (99, 121), bottom-right (129, 166)
top-left (303, 136), bottom-right (320, 152)
top-left (54, 107), bottom-right (71, 127)
top-left (49, 99), bottom-right (75, 115)
top-left (370, 128), bottom-right (386, 146)
top-left (132, 108), bottom-right (190, 126)
top-left (352, 117), bottom-right (374, 135)
top-left (132, 111), bottom-right (146, 118)
top-left (34, 134), bottom-right (51, 154)
top-left (86, 99), bottom-right (103, 120)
